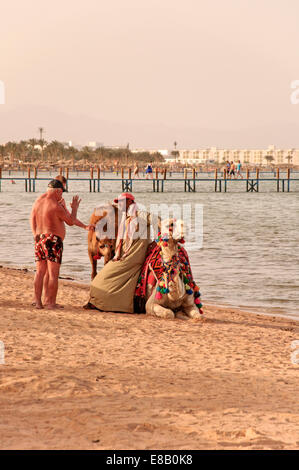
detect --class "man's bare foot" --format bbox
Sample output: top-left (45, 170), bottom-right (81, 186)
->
top-left (35, 303), bottom-right (43, 309)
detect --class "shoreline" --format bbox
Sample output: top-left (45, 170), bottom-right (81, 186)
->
top-left (0, 265), bottom-right (298, 449)
top-left (1, 264), bottom-right (298, 323)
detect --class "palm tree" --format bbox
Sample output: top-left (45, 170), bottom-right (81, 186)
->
top-left (264, 155), bottom-right (274, 166)
top-left (0, 144), bottom-right (6, 164)
top-left (17, 140), bottom-right (29, 162)
top-left (5, 142), bottom-right (19, 164)
top-left (171, 141), bottom-right (179, 163)
top-left (45, 141), bottom-right (65, 164)
top-left (26, 139), bottom-right (40, 163)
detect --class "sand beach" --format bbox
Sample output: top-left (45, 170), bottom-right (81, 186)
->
top-left (0, 266), bottom-right (298, 450)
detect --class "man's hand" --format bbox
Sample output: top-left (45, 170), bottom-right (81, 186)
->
top-left (85, 224), bottom-right (95, 231)
top-left (71, 195), bottom-right (81, 211)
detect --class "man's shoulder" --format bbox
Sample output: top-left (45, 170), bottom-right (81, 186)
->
top-left (34, 192), bottom-right (48, 203)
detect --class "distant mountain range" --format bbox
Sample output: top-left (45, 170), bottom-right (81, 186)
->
top-left (1, 105), bottom-right (299, 149)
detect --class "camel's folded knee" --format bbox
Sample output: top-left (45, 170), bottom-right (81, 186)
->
top-left (185, 308), bottom-right (202, 319)
top-left (147, 304), bottom-right (175, 319)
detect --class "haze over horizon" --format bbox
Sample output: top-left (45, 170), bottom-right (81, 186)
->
top-left (1, 0), bottom-right (299, 148)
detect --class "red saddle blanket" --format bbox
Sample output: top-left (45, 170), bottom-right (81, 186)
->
top-left (134, 241), bottom-right (202, 312)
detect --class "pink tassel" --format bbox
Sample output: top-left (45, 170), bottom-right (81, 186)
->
top-left (195, 297), bottom-right (200, 304)
top-left (155, 291), bottom-right (163, 300)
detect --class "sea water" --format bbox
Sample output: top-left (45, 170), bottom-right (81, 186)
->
top-left (0, 171), bottom-right (298, 319)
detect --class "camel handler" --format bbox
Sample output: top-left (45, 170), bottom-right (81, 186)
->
top-left (30, 179), bottom-right (94, 309)
top-left (84, 192), bottom-right (159, 313)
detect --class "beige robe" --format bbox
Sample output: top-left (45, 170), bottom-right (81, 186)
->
top-left (89, 211), bottom-right (155, 313)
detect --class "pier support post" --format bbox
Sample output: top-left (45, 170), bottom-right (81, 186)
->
top-left (214, 169), bottom-right (218, 192)
top-left (97, 167), bottom-right (101, 192)
top-left (223, 169), bottom-right (227, 192)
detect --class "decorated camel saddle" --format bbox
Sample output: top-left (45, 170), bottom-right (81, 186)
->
top-left (134, 219), bottom-right (203, 319)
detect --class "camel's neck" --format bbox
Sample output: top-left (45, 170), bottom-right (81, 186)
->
top-left (160, 239), bottom-right (178, 263)
top-left (159, 240), bottom-right (185, 300)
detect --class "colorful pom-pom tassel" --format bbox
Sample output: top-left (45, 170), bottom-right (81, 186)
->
top-left (186, 289), bottom-right (193, 295)
top-left (155, 291), bottom-right (163, 300)
top-left (195, 297), bottom-right (201, 304)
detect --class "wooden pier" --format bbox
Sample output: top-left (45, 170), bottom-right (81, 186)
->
top-left (0, 167), bottom-right (298, 193)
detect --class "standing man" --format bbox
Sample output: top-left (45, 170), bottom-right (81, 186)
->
top-left (236, 160), bottom-right (243, 179)
top-left (229, 161), bottom-right (236, 179)
top-left (133, 163), bottom-right (139, 178)
top-left (145, 163), bottom-right (153, 179)
top-left (226, 160), bottom-right (231, 178)
top-left (30, 179), bottom-right (93, 309)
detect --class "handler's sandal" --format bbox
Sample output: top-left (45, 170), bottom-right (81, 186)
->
top-left (83, 302), bottom-right (99, 310)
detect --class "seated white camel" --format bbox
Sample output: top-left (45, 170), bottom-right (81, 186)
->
top-left (145, 219), bottom-right (203, 320)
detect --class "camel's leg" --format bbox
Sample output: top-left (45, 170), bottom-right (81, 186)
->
top-left (175, 311), bottom-right (190, 320)
top-left (88, 249), bottom-right (97, 280)
top-left (183, 304), bottom-right (202, 319)
top-left (146, 301), bottom-right (175, 319)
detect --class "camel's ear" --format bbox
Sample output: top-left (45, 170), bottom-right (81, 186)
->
top-left (160, 218), bottom-right (175, 237)
top-left (173, 219), bottom-right (185, 240)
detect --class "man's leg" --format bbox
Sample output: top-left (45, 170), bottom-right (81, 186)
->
top-left (34, 260), bottom-right (47, 309)
top-left (46, 261), bottom-right (61, 309)
top-left (43, 268), bottom-right (50, 304)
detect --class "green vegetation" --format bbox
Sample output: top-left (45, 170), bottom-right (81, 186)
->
top-left (0, 140), bottom-right (165, 166)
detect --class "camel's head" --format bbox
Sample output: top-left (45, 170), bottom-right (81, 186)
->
top-left (92, 203), bottom-right (118, 264)
top-left (159, 218), bottom-right (185, 242)
top-left (156, 219), bottom-right (185, 263)
top-left (96, 238), bottom-right (115, 264)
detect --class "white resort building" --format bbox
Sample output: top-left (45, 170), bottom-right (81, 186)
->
top-left (167, 145), bottom-right (299, 166)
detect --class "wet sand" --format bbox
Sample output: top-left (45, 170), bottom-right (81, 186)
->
top-left (0, 266), bottom-right (298, 450)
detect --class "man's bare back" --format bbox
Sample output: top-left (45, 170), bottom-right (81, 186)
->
top-left (31, 190), bottom-right (74, 240)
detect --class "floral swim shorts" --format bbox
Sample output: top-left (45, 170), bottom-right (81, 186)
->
top-left (34, 233), bottom-right (63, 264)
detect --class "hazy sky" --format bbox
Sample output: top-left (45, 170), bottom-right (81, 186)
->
top-left (1, 0), bottom-right (299, 147)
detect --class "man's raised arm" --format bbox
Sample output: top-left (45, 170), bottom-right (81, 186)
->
top-left (57, 202), bottom-right (75, 226)
top-left (59, 196), bottom-right (94, 231)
